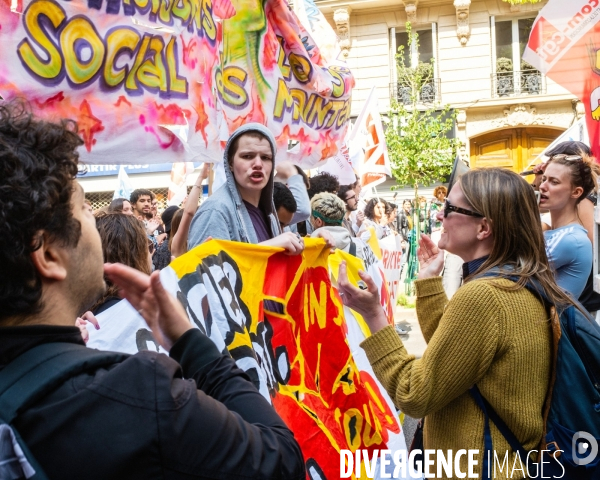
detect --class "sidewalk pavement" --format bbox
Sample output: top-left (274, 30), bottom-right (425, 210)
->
top-left (392, 304), bottom-right (425, 447)
top-left (394, 305), bottom-right (426, 359)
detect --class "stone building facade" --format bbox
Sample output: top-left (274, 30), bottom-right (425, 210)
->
top-left (315, 0), bottom-right (581, 174)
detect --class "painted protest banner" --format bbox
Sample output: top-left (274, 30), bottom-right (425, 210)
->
top-left (296, 0), bottom-right (357, 184)
top-left (523, 0), bottom-right (600, 154)
top-left (161, 239), bottom-right (406, 479)
top-left (295, 0), bottom-right (341, 64)
top-left (0, 0), bottom-right (354, 166)
top-left (88, 238), bottom-right (407, 479)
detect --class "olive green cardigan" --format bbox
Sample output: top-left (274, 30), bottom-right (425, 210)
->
top-left (361, 277), bottom-right (552, 479)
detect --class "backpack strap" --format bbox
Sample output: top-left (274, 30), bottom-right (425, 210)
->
top-left (0, 343), bottom-right (128, 423)
top-left (540, 306), bottom-right (561, 454)
top-left (0, 343), bottom-right (128, 480)
top-left (348, 240), bottom-right (357, 257)
top-left (470, 385), bottom-right (530, 480)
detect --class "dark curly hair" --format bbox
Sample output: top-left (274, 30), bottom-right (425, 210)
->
top-left (130, 188), bottom-right (153, 205)
top-left (307, 172), bottom-right (339, 199)
top-left (0, 100), bottom-right (83, 322)
top-left (337, 185), bottom-right (355, 204)
top-left (364, 198), bottom-right (384, 221)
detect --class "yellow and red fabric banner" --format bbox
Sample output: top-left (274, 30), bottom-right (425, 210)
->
top-left (0, 0), bottom-right (353, 166)
top-left (159, 239), bottom-right (407, 479)
top-left (523, 0), bottom-right (600, 154)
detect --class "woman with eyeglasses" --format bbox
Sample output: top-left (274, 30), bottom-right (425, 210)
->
top-left (538, 152), bottom-right (599, 299)
top-left (337, 168), bottom-right (575, 478)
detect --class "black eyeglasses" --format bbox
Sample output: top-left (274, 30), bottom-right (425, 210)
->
top-left (443, 199), bottom-right (484, 219)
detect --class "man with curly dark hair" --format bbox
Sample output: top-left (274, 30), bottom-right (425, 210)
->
top-left (130, 188), bottom-right (153, 221)
top-left (0, 101), bottom-right (305, 480)
top-left (0, 101), bottom-right (102, 322)
top-left (306, 171), bottom-right (339, 198)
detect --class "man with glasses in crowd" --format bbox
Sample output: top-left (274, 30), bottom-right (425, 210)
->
top-left (338, 185), bottom-right (363, 237)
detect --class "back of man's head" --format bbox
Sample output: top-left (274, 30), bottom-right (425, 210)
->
top-left (273, 182), bottom-right (297, 214)
top-left (273, 182), bottom-right (297, 229)
top-left (0, 101), bottom-right (84, 323)
top-left (311, 192), bottom-right (345, 226)
top-left (307, 172), bottom-right (339, 199)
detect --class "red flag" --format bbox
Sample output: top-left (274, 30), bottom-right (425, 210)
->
top-left (523, 0), bottom-right (600, 154)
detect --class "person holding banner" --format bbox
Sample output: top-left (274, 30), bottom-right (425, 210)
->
top-left (188, 124), bottom-right (304, 255)
top-left (309, 192), bottom-right (367, 260)
top-left (0, 102), bottom-right (306, 480)
top-left (338, 168), bottom-right (576, 478)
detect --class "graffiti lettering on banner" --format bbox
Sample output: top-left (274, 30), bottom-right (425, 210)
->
top-left (157, 239), bottom-right (409, 479)
top-left (0, 0), bottom-right (354, 166)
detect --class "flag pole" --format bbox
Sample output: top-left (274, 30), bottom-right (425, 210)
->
top-left (208, 164), bottom-right (214, 197)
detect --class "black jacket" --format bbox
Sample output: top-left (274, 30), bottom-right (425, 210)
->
top-left (1, 325), bottom-right (305, 479)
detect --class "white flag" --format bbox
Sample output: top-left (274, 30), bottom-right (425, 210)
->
top-left (168, 162), bottom-right (195, 207)
top-left (295, 0), bottom-right (342, 64)
top-left (348, 86), bottom-right (391, 191)
top-left (317, 126), bottom-right (356, 184)
top-left (113, 166), bottom-right (133, 201)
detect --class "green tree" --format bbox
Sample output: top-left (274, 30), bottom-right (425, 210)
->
top-left (386, 23), bottom-right (460, 291)
top-left (386, 23), bottom-right (459, 193)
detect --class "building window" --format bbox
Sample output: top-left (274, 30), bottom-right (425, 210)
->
top-left (390, 25), bottom-right (439, 105)
top-left (491, 17), bottom-right (544, 97)
top-left (395, 29), bottom-right (434, 67)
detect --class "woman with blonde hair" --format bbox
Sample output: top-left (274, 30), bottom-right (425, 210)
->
top-left (338, 168), bottom-right (575, 479)
top-left (539, 152), bottom-right (599, 299)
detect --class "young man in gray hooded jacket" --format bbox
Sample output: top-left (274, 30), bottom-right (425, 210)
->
top-left (188, 123), bottom-right (305, 253)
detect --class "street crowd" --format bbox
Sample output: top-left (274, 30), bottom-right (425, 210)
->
top-left (1, 100), bottom-right (600, 479)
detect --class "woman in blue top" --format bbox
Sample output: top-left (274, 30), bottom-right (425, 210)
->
top-left (539, 153), bottom-right (599, 299)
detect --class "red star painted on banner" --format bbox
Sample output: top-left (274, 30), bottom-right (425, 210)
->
top-left (78, 100), bottom-right (104, 152)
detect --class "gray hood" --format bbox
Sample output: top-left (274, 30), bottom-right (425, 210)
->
top-left (222, 123), bottom-right (280, 234)
top-left (187, 124), bottom-right (283, 249)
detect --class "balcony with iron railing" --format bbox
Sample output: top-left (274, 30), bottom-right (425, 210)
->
top-left (491, 70), bottom-right (546, 98)
top-left (389, 78), bottom-right (441, 105)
